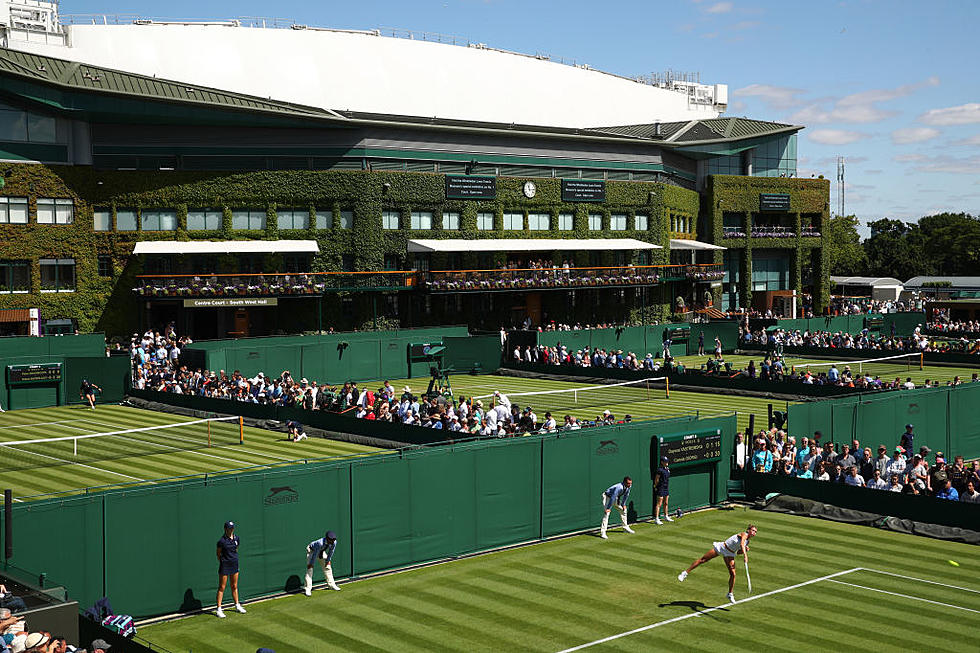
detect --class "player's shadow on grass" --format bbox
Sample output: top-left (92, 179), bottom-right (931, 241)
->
top-left (658, 600), bottom-right (729, 619)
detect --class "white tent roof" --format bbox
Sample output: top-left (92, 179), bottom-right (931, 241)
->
top-left (831, 276), bottom-right (904, 287)
top-left (669, 239), bottom-right (726, 251)
top-left (132, 240), bottom-right (320, 255)
top-left (406, 238), bottom-right (661, 253)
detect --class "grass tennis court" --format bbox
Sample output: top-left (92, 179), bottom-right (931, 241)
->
top-left (140, 507), bottom-right (979, 652)
top-left (0, 405), bottom-right (383, 501)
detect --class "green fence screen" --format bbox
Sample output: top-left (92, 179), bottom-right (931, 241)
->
top-left (2, 414), bottom-right (736, 617)
top-left (536, 323), bottom-right (739, 357)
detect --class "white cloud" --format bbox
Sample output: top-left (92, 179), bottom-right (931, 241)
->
top-left (958, 134), bottom-right (980, 146)
top-left (731, 20), bottom-right (758, 30)
top-left (732, 84), bottom-right (807, 109)
top-left (913, 154), bottom-right (980, 174)
top-left (919, 103), bottom-right (980, 126)
top-left (893, 154), bottom-right (926, 162)
top-left (891, 127), bottom-right (940, 144)
top-left (808, 129), bottom-right (870, 145)
top-left (788, 77), bottom-right (939, 125)
top-left (705, 2), bottom-right (734, 13)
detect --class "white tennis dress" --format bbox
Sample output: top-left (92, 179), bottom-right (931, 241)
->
top-left (712, 532), bottom-right (742, 558)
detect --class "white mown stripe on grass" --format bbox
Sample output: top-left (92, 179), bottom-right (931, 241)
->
top-left (826, 579), bottom-right (980, 613)
top-left (858, 567), bottom-right (980, 595)
top-left (555, 567), bottom-right (863, 652)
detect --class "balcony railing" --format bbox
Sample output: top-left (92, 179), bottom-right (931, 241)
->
top-left (801, 226), bottom-right (821, 237)
top-left (722, 226), bottom-right (746, 238)
top-left (684, 265), bottom-right (724, 282)
top-left (750, 226), bottom-right (797, 238)
top-left (422, 264), bottom-right (723, 292)
top-left (132, 271), bottom-right (415, 297)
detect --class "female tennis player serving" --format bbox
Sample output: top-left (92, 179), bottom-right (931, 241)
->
top-left (677, 524), bottom-right (757, 604)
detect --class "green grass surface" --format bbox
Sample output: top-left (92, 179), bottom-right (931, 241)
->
top-left (140, 507), bottom-right (980, 652)
top-left (0, 405), bottom-right (382, 500)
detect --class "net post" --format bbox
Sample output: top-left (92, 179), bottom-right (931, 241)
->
top-left (208, 420), bottom-right (212, 448)
top-left (919, 353), bottom-right (923, 370)
top-left (239, 416), bottom-right (244, 444)
top-left (665, 376), bottom-right (670, 399)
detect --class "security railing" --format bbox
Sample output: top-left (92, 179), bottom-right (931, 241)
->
top-left (132, 271), bottom-right (415, 296)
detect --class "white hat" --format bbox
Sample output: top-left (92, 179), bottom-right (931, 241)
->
top-left (603, 409), bottom-right (611, 416)
top-left (403, 386), bottom-right (412, 392)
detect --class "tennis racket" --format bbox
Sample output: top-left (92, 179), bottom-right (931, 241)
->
top-left (744, 558), bottom-right (752, 593)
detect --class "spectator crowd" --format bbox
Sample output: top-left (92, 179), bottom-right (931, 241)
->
top-left (735, 427), bottom-right (980, 503)
top-left (1, 590), bottom-right (95, 653)
top-left (741, 326), bottom-right (980, 356)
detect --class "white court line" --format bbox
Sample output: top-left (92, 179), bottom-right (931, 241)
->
top-left (555, 567), bottom-right (862, 652)
top-left (859, 567), bottom-right (980, 595)
top-left (827, 579), bottom-right (980, 614)
top-left (0, 419), bottom-right (90, 431)
top-left (1, 443), bottom-right (144, 481)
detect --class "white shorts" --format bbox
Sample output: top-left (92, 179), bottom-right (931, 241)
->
top-left (713, 542), bottom-right (737, 558)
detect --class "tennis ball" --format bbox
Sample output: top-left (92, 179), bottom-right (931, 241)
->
top-left (948, 560), bottom-right (960, 567)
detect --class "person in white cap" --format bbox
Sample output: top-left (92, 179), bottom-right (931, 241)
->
top-left (304, 530), bottom-right (341, 596)
top-left (599, 477), bottom-right (634, 539)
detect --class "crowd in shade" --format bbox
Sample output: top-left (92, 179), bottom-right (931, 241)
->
top-left (0, 601), bottom-right (94, 653)
top-left (740, 327), bottom-right (980, 355)
top-left (927, 309), bottom-right (980, 335)
top-left (827, 298), bottom-right (922, 315)
top-left (735, 428), bottom-right (980, 503)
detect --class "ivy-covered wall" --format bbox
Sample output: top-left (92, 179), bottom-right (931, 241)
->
top-left (703, 175), bottom-right (830, 311)
top-left (0, 164), bottom-right (702, 336)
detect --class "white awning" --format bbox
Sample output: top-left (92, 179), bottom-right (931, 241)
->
top-left (669, 239), bottom-right (726, 251)
top-left (406, 238), bottom-right (661, 253)
top-left (132, 240), bottom-right (320, 255)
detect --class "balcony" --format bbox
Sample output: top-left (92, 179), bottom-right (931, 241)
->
top-left (423, 265), bottom-right (667, 293)
top-left (750, 226), bottom-right (797, 238)
top-left (801, 226), bottom-right (822, 237)
top-left (722, 226), bottom-right (746, 238)
top-left (685, 264), bottom-right (724, 282)
top-left (133, 271), bottom-right (415, 297)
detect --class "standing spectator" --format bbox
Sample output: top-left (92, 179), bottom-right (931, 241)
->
top-left (948, 456), bottom-right (968, 495)
top-left (966, 461), bottom-right (980, 492)
top-left (885, 447), bottom-right (907, 482)
top-left (599, 476), bottom-right (634, 539)
top-left (960, 480), bottom-right (980, 503)
top-left (851, 439), bottom-right (865, 464)
top-left (836, 444), bottom-right (856, 470)
top-left (907, 455), bottom-right (930, 493)
top-left (795, 437), bottom-right (810, 470)
top-left (304, 531), bottom-right (341, 596)
top-left (858, 450), bottom-right (876, 483)
top-left (215, 521), bottom-right (246, 618)
top-left (653, 457), bottom-right (673, 525)
top-left (697, 331), bottom-right (705, 356)
top-left (873, 446), bottom-right (890, 478)
top-left (928, 456), bottom-right (949, 497)
top-left (734, 433), bottom-right (746, 476)
top-left (899, 424), bottom-right (915, 457)
top-left (714, 336), bottom-right (723, 360)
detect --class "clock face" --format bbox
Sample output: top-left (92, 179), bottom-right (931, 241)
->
top-left (523, 181), bottom-right (537, 198)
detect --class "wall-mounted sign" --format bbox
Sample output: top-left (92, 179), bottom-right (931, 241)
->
top-left (759, 193), bottom-right (791, 211)
top-left (183, 298), bottom-right (279, 308)
top-left (445, 175), bottom-right (497, 199)
top-left (561, 179), bottom-right (606, 202)
top-left (659, 430), bottom-right (723, 468)
top-left (7, 362), bottom-right (62, 384)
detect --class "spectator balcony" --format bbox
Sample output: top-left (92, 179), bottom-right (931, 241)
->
top-left (750, 225), bottom-right (797, 238)
top-left (684, 264), bottom-right (724, 282)
top-left (722, 226), bottom-right (746, 238)
top-left (132, 271), bottom-right (416, 297)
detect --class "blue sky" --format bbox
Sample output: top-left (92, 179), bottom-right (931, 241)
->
top-left (61, 0), bottom-right (979, 234)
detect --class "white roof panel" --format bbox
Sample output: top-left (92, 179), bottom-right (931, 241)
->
top-left (669, 239), bottom-right (726, 251)
top-left (406, 238), bottom-right (661, 253)
top-left (132, 240), bottom-right (320, 255)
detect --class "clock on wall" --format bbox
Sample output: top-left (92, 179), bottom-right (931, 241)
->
top-left (522, 181), bottom-right (537, 198)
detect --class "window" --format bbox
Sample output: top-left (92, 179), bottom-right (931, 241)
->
top-left (384, 255), bottom-right (400, 271)
top-left (315, 210), bottom-right (333, 230)
top-left (0, 260), bottom-right (30, 293)
top-left (93, 209), bottom-right (112, 231)
top-left (634, 214), bottom-right (648, 231)
top-left (412, 254), bottom-right (430, 272)
top-left (382, 211), bottom-right (400, 230)
top-left (0, 197), bottom-right (28, 224)
top-left (528, 213), bottom-right (550, 231)
top-left (37, 198), bottom-right (74, 224)
top-left (97, 255), bottom-right (112, 277)
top-left (410, 211), bottom-right (433, 230)
top-left (477, 212), bottom-right (494, 230)
top-left (588, 213), bottom-right (603, 231)
top-left (338, 211), bottom-right (353, 230)
top-left (558, 213), bottom-right (573, 231)
top-left (503, 212), bottom-right (523, 230)
top-left (278, 208), bottom-right (309, 230)
top-left (0, 103), bottom-right (56, 143)
top-left (282, 254), bottom-right (309, 273)
top-left (40, 258), bottom-right (75, 292)
top-left (141, 210), bottom-right (178, 231)
top-left (341, 255), bottom-right (355, 272)
top-left (237, 255), bottom-right (262, 274)
top-left (610, 214), bottom-right (627, 231)
top-left (442, 212), bottom-right (460, 230)
top-left (116, 209), bottom-right (137, 231)
top-left (187, 209), bottom-right (222, 231)
top-left (231, 209), bottom-right (266, 230)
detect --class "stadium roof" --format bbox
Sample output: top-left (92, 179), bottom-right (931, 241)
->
top-left (830, 276), bottom-right (904, 287)
top-left (904, 276), bottom-right (980, 289)
top-left (0, 47), bottom-right (798, 147)
top-left (132, 240), bottom-right (320, 255)
top-left (406, 239), bottom-right (660, 253)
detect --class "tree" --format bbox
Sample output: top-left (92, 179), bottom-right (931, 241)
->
top-left (824, 214), bottom-right (866, 275)
top-left (863, 218), bottom-right (933, 280)
top-left (917, 213), bottom-right (980, 275)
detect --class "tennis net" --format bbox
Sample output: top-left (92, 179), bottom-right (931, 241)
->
top-left (789, 351), bottom-right (923, 378)
top-left (0, 416), bottom-right (244, 472)
top-left (471, 377), bottom-right (666, 420)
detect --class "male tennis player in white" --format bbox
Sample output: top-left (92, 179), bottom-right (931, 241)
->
top-left (599, 476), bottom-right (634, 539)
top-left (304, 530), bottom-right (341, 596)
top-left (677, 524), bottom-right (757, 604)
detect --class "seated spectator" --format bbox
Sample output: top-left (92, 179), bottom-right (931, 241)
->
top-left (934, 479), bottom-right (959, 501)
top-left (888, 475), bottom-right (902, 492)
top-left (961, 480), bottom-right (980, 503)
top-left (0, 586), bottom-right (26, 613)
top-left (796, 461), bottom-right (813, 479)
top-left (815, 461), bottom-right (830, 481)
top-left (867, 469), bottom-right (889, 490)
top-left (843, 466), bottom-right (866, 487)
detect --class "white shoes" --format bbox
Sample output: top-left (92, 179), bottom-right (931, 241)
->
top-left (304, 588), bottom-right (311, 596)
top-left (329, 584), bottom-right (341, 591)
top-left (665, 516), bottom-right (675, 522)
top-left (215, 608), bottom-right (226, 618)
top-left (654, 518), bottom-right (663, 525)
top-left (727, 592), bottom-right (736, 604)
top-left (623, 526), bottom-right (635, 534)
top-left (235, 604), bottom-right (246, 613)
top-left (599, 532), bottom-right (608, 539)
top-left (677, 571), bottom-right (688, 582)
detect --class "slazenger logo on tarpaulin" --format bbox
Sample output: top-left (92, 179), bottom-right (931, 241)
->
top-left (264, 486), bottom-right (299, 507)
top-left (596, 440), bottom-right (619, 456)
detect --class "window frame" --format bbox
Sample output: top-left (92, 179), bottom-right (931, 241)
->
top-left (410, 211), bottom-right (433, 230)
top-left (0, 197), bottom-right (29, 224)
top-left (187, 208), bottom-right (223, 231)
top-left (476, 212), bottom-right (494, 231)
top-left (588, 213), bottom-right (603, 231)
top-left (557, 213), bottom-right (573, 231)
top-left (442, 211), bottom-right (460, 230)
top-left (609, 214), bottom-right (627, 231)
top-left (39, 258), bottom-right (76, 293)
top-left (382, 211), bottom-right (400, 230)
top-left (0, 259), bottom-right (30, 294)
top-left (527, 213), bottom-right (550, 231)
top-left (231, 208), bottom-right (267, 231)
top-left (502, 212), bottom-right (523, 231)
top-left (634, 214), bottom-right (649, 231)
top-left (140, 209), bottom-right (178, 232)
top-left (278, 208), bottom-right (310, 231)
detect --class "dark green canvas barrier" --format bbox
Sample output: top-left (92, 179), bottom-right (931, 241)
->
top-left (788, 384), bottom-right (980, 459)
top-left (503, 362), bottom-right (856, 398)
top-left (0, 334), bottom-right (106, 359)
top-left (743, 471), bottom-right (980, 530)
top-left (0, 335), bottom-right (110, 410)
top-left (64, 357), bottom-right (131, 405)
top-left (536, 323), bottom-right (739, 357)
top-left (443, 335), bottom-right (502, 374)
top-left (2, 414), bottom-right (736, 617)
top-left (882, 312), bottom-right (926, 336)
top-left (742, 343), bottom-right (980, 366)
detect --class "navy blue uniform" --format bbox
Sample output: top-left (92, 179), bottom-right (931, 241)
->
top-left (655, 466), bottom-right (670, 497)
top-left (217, 534), bottom-right (240, 576)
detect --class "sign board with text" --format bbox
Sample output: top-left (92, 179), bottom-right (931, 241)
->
top-left (658, 430), bottom-right (723, 468)
top-left (561, 179), bottom-right (606, 202)
top-left (759, 194), bottom-right (791, 211)
top-left (445, 175), bottom-right (497, 200)
top-left (7, 362), bottom-right (62, 385)
top-left (183, 298), bottom-right (279, 308)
